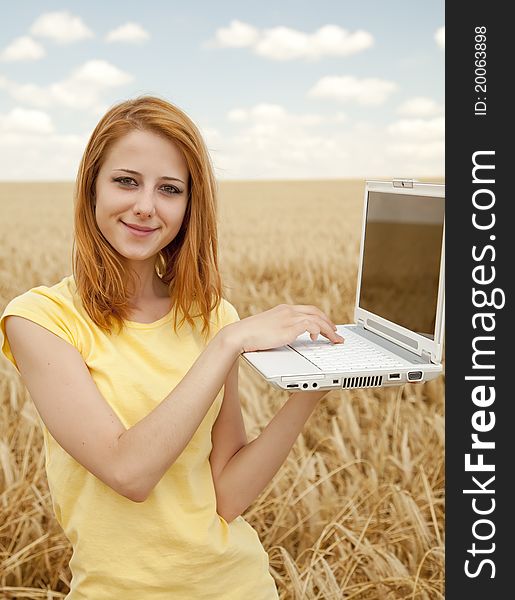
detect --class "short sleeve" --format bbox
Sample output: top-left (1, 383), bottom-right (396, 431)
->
top-left (0, 289), bottom-right (77, 374)
top-left (218, 298), bottom-right (241, 329)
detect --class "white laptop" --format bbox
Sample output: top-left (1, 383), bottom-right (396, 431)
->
top-left (241, 179), bottom-right (445, 391)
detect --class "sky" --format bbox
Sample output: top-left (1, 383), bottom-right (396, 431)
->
top-left (0, 1), bottom-right (444, 181)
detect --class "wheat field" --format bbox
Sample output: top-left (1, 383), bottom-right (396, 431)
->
top-left (0, 179), bottom-right (445, 599)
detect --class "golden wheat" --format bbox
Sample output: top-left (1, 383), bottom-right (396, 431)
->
top-left (0, 179), bottom-right (444, 599)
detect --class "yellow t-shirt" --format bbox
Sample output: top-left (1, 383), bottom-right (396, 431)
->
top-left (0, 275), bottom-right (279, 600)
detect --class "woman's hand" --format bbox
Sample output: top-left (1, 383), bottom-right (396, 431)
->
top-left (225, 304), bottom-right (345, 354)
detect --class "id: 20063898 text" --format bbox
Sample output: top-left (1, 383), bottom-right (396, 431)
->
top-left (474, 26), bottom-right (487, 116)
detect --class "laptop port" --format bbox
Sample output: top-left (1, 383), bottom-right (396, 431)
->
top-left (408, 371), bottom-right (423, 381)
top-left (312, 382), bottom-right (318, 388)
top-left (286, 384), bottom-right (299, 388)
top-left (332, 379), bottom-right (339, 384)
top-left (389, 373), bottom-right (401, 380)
top-left (302, 383), bottom-right (309, 389)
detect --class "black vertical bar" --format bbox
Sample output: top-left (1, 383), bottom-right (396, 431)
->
top-left (446, 2), bottom-right (512, 597)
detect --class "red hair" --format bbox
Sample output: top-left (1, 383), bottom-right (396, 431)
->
top-left (72, 95), bottom-right (223, 341)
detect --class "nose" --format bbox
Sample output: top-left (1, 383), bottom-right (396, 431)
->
top-left (132, 187), bottom-right (156, 218)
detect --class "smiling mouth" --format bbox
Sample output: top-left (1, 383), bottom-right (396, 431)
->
top-left (121, 221), bottom-right (158, 235)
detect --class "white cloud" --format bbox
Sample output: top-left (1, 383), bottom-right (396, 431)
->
top-left (385, 114), bottom-right (444, 170)
top-left (387, 117), bottom-right (444, 140)
top-left (0, 130), bottom-right (88, 179)
top-left (308, 75), bottom-right (397, 106)
top-left (208, 104), bottom-right (352, 179)
top-left (197, 126), bottom-right (222, 146)
top-left (29, 11), bottom-right (94, 44)
top-left (387, 140), bottom-right (444, 161)
top-left (0, 107), bottom-right (54, 134)
top-left (397, 97), bottom-right (443, 118)
top-left (213, 20), bottom-right (260, 48)
top-left (202, 103), bottom-right (444, 180)
top-left (257, 24), bottom-right (373, 61)
top-left (227, 103), bottom-right (324, 128)
top-left (213, 103), bottom-right (345, 177)
top-left (435, 26), bottom-right (445, 49)
top-left (210, 21), bottom-right (373, 61)
top-left (0, 60), bottom-right (133, 113)
top-left (227, 108), bottom-right (248, 122)
top-left (217, 130), bottom-right (344, 177)
top-left (0, 36), bottom-right (46, 62)
top-left (105, 22), bottom-right (150, 44)
top-left (211, 118), bottom-right (443, 180)
top-left (70, 60), bottom-right (132, 87)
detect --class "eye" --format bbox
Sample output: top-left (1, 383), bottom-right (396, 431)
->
top-left (161, 185), bottom-right (182, 195)
top-left (113, 176), bottom-right (136, 186)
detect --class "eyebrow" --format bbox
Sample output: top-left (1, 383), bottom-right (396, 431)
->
top-left (112, 168), bottom-right (185, 184)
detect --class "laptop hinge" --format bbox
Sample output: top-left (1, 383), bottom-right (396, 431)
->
top-left (393, 178), bottom-right (415, 188)
top-left (357, 318), bottom-right (366, 327)
top-left (421, 349), bottom-right (432, 362)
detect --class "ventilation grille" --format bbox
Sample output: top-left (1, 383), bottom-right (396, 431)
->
top-left (342, 375), bottom-right (383, 389)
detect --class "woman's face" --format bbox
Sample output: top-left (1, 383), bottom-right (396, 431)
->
top-left (94, 128), bottom-right (190, 264)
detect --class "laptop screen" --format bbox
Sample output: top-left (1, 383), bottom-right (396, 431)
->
top-left (359, 190), bottom-right (445, 339)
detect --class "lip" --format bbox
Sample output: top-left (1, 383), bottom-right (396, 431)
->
top-left (122, 221), bottom-right (158, 237)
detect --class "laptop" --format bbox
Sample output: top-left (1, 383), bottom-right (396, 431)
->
top-left (241, 179), bottom-right (445, 391)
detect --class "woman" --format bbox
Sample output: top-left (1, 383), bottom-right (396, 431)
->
top-left (0, 95), bottom-right (344, 599)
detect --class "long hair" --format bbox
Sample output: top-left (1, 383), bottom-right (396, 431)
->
top-left (72, 95), bottom-right (223, 341)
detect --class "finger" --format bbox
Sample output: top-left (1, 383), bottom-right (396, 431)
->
top-left (310, 315), bottom-right (344, 342)
top-left (319, 328), bottom-right (345, 344)
top-left (293, 304), bottom-right (338, 331)
top-left (294, 317), bottom-right (321, 340)
top-left (295, 316), bottom-right (344, 344)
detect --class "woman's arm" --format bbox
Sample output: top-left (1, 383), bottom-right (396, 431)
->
top-left (119, 303), bottom-right (341, 501)
top-left (5, 313), bottom-right (244, 503)
top-left (116, 328), bottom-right (241, 501)
top-left (211, 390), bottom-right (326, 523)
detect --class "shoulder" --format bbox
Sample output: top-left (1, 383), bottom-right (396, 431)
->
top-left (1, 274), bottom-right (78, 323)
top-left (214, 297), bottom-right (240, 329)
top-left (1, 275), bottom-right (80, 370)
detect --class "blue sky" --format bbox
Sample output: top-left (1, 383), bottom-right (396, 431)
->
top-left (0, 1), bottom-right (444, 180)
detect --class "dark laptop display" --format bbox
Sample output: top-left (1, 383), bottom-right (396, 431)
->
top-left (359, 191), bottom-right (445, 340)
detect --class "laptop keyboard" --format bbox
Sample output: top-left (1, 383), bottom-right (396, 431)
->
top-left (289, 327), bottom-right (412, 371)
